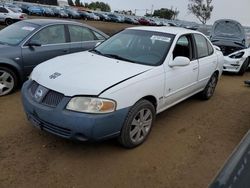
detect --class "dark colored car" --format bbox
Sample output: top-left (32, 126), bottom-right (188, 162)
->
top-left (107, 14), bottom-right (122, 22)
top-left (210, 19), bottom-right (249, 56)
top-left (27, 6), bottom-right (43, 16)
top-left (42, 7), bottom-right (55, 17)
top-left (124, 17), bottom-right (138, 25)
top-left (94, 12), bottom-right (110, 21)
top-left (209, 130), bottom-right (250, 188)
top-left (64, 9), bottom-right (80, 19)
top-left (78, 11), bottom-right (91, 20)
top-left (0, 19), bottom-right (108, 96)
top-left (52, 8), bottom-right (68, 18)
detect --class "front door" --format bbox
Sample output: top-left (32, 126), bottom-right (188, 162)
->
top-left (21, 24), bottom-right (70, 76)
top-left (164, 34), bottom-right (199, 107)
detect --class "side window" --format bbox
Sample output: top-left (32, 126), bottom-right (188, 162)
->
top-left (207, 40), bottom-right (214, 55)
top-left (93, 31), bottom-right (106, 40)
top-left (68, 25), bottom-right (95, 42)
top-left (173, 35), bottom-right (193, 60)
top-left (30, 25), bottom-right (66, 45)
top-left (0, 7), bottom-right (8, 13)
top-left (194, 34), bottom-right (209, 58)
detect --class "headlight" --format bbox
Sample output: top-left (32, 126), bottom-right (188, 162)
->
top-left (229, 51), bottom-right (245, 59)
top-left (66, 97), bottom-right (116, 113)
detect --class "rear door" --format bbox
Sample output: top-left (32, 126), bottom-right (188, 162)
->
top-left (193, 34), bottom-right (217, 87)
top-left (67, 24), bottom-right (105, 53)
top-left (21, 24), bottom-right (70, 76)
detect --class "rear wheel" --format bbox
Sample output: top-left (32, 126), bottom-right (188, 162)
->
top-left (118, 100), bottom-right (155, 148)
top-left (200, 73), bottom-right (218, 100)
top-left (0, 67), bottom-right (18, 96)
top-left (238, 58), bottom-right (249, 75)
top-left (5, 18), bottom-right (13, 26)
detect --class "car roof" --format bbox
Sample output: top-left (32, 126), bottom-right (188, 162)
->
top-left (128, 26), bottom-right (200, 35)
top-left (23, 19), bottom-right (82, 26)
top-left (21, 19), bottom-right (109, 38)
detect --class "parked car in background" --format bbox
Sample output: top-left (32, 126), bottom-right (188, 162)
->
top-left (210, 19), bottom-right (250, 75)
top-left (124, 17), bottom-right (139, 25)
top-left (0, 6), bottom-right (26, 25)
top-left (107, 14), bottom-right (122, 22)
top-left (0, 19), bottom-right (108, 96)
top-left (88, 12), bottom-right (100, 20)
top-left (138, 17), bottom-right (151, 25)
top-left (94, 12), bottom-right (110, 21)
top-left (42, 7), bottom-right (55, 17)
top-left (52, 8), bottom-right (68, 18)
top-left (211, 19), bottom-right (249, 55)
top-left (21, 27), bottom-right (223, 148)
top-left (27, 6), bottom-right (43, 16)
top-left (2, 3), bottom-right (23, 13)
top-left (78, 11), bottom-right (91, 20)
top-left (64, 8), bottom-right (80, 19)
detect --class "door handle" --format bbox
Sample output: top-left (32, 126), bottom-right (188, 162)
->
top-left (193, 67), bottom-right (198, 71)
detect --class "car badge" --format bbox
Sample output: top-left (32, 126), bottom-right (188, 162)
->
top-left (49, 72), bottom-right (61, 79)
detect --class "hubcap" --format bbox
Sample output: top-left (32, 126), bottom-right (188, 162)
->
top-left (207, 76), bottom-right (217, 97)
top-left (130, 108), bottom-right (153, 143)
top-left (0, 70), bottom-right (14, 96)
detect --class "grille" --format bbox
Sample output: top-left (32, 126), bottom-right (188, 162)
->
top-left (30, 81), bottom-right (39, 96)
top-left (42, 90), bottom-right (64, 107)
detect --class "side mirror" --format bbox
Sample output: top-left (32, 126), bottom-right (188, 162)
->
top-left (27, 41), bottom-right (41, 47)
top-left (169, 56), bottom-right (190, 67)
top-left (95, 42), bottom-right (101, 47)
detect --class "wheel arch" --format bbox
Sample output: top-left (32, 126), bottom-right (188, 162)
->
top-left (141, 95), bottom-right (158, 110)
top-left (0, 62), bottom-right (23, 86)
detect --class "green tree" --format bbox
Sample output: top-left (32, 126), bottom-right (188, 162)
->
top-left (188, 0), bottom-right (213, 24)
top-left (68, 0), bottom-right (74, 6)
top-left (85, 1), bottom-right (111, 12)
top-left (152, 8), bottom-right (179, 20)
top-left (75, 0), bottom-right (80, 6)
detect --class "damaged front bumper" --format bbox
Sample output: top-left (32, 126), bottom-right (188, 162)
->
top-left (223, 48), bottom-right (250, 73)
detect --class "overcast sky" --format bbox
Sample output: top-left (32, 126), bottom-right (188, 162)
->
top-left (81, 0), bottom-right (250, 26)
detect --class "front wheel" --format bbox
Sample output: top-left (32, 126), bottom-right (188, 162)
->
top-left (199, 73), bottom-right (218, 100)
top-left (118, 100), bottom-right (155, 148)
top-left (238, 57), bottom-right (249, 76)
top-left (0, 67), bottom-right (18, 96)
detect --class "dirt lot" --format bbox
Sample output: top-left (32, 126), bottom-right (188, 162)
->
top-left (0, 19), bottom-right (250, 188)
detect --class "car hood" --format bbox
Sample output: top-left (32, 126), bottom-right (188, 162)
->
top-left (32, 51), bottom-right (152, 97)
top-left (211, 20), bottom-right (246, 42)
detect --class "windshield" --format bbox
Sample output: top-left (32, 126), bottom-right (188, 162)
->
top-left (94, 29), bottom-right (175, 66)
top-left (0, 22), bottom-right (39, 46)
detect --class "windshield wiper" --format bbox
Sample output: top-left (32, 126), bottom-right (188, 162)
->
top-left (103, 53), bottom-right (137, 63)
top-left (0, 41), bottom-right (8, 45)
top-left (89, 49), bottom-right (103, 55)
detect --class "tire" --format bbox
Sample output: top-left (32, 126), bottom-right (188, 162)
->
top-left (238, 58), bottom-right (249, 76)
top-left (5, 18), bottom-right (13, 26)
top-left (200, 73), bottom-right (218, 100)
top-left (0, 67), bottom-right (18, 96)
top-left (118, 100), bottom-right (155, 148)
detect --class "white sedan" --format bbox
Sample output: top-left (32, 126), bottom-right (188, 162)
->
top-left (0, 6), bottom-right (26, 25)
top-left (21, 27), bottom-right (224, 148)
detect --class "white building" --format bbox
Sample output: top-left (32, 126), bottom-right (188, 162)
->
top-left (57, 0), bottom-right (68, 6)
